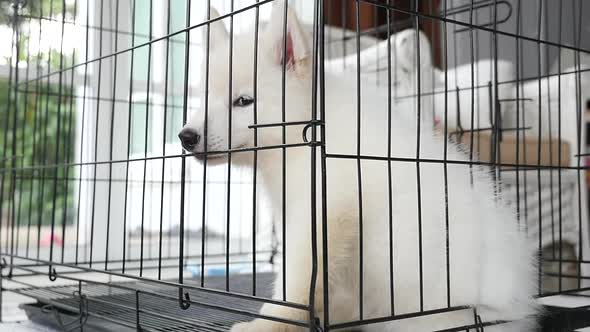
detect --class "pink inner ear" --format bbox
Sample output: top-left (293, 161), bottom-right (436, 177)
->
top-left (282, 31), bottom-right (295, 67)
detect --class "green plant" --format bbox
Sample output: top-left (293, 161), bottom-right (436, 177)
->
top-left (1, 0), bottom-right (78, 227)
top-left (1, 78), bottom-right (77, 226)
top-left (1, 0), bottom-right (76, 26)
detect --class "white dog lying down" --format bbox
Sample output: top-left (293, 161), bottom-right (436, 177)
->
top-left (323, 29), bottom-right (516, 140)
top-left (431, 60), bottom-right (515, 133)
top-left (509, 69), bottom-right (589, 159)
top-left (432, 60), bottom-right (589, 148)
top-left (325, 28), bottom-right (438, 125)
top-left (330, 31), bottom-right (590, 152)
top-left (324, 28), bottom-right (435, 88)
top-left (179, 3), bottom-right (539, 331)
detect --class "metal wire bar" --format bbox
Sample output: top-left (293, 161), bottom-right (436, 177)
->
top-left (279, 0), bottom-right (288, 303)
top-left (0, 143), bottom-right (313, 174)
top-left (4, 267), bottom-right (310, 329)
top-left (442, 0), bottom-right (451, 310)
top-left (60, 0), bottom-right (78, 265)
top-left (201, 0), bottom-right (212, 289)
top-left (392, 67), bottom-right (590, 102)
top-left (2, 0), bottom-right (590, 331)
top-left (139, 0), bottom-right (154, 278)
top-left (13, 0), bottom-right (277, 87)
top-left (357, 0), bottom-right (590, 54)
top-left (5, 258), bottom-right (273, 277)
top-left (88, 0), bottom-right (106, 270)
top-left (386, 0), bottom-right (396, 316)
top-left (104, 0), bottom-right (120, 273)
top-left (329, 305), bottom-right (472, 330)
top-left (14, 14), bottom-right (33, 260)
top-left (354, 0), bottom-right (365, 319)
top-left (14, 13), bottom-right (202, 49)
top-left (320, 1), bottom-right (330, 330)
top-left (47, 0), bottom-right (68, 280)
top-left (178, 0), bottom-right (192, 310)
top-left (122, 0), bottom-right (138, 275)
top-left (1, 253), bottom-right (308, 310)
top-left (535, 0), bottom-right (543, 296)
top-left (227, 0), bottom-right (235, 294)
top-left (35, 0), bottom-right (56, 262)
top-left (308, 1), bottom-right (321, 329)
top-left (573, 0), bottom-right (584, 291)
top-left (21, 21), bottom-right (33, 258)
top-left (13, 90), bottom-right (192, 112)
top-left (7, 0), bottom-right (24, 277)
top-left (324, 153), bottom-right (590, 171)
top-left (0, 0), bottom-right (18, 265)
top-left (543, 0), bottom-right (556, 262)
top-left (251, 0), bottom-right (260, 297)
top-left (158, 0), bottom-right (173, 281)
top-left (414, 0), bottom-right (424, 312)
top-left (557, 0), bottom-right (564, 293)
top-left (16, 0), bottom-right (590, 91)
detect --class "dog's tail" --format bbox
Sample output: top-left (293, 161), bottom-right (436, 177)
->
top-left (475, 216), bottom-right (542, 329)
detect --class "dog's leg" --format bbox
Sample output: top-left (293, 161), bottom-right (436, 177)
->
top-left (230, 258), bottom-right (321, 332)
top-left (231, 216), bottom-right (357, 332)
top-left (230, 300), bottom-right (319, 332)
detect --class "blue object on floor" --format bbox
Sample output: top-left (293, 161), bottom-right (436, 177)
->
top-left (185, 264), bottom-right (252, 277)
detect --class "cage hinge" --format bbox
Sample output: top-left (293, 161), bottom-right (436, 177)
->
top-left (312, 317), bottom-right (324, 332)
top-left (302, 120), bottom-right (324, 145)
top-left (473, 308), bottom-right (485, 332)
top-left (0, 257), bottom-right (11, 278)
top-left (48, 266), bottom-right (58, 281)
top-left (41, 290), bottom-right (88, 332)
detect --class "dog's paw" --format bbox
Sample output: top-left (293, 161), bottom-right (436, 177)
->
top-left (230, 319), bottom-right (304, 332)
top-left (230, 320), bottom-right (271, 332)
top-left (229, 321), bottom-right (251, 332)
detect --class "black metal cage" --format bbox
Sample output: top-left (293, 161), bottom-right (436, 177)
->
top-left (1, 0), bottom-right (590, 331)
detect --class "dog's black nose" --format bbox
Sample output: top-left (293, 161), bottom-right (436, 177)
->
top-left (178, 128), bottom-right (200, 151)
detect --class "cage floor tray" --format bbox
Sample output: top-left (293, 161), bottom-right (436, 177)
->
top-left (17, 273), bottom-right (276, 331)
top-left (12, 273), bottom-right (590, 332)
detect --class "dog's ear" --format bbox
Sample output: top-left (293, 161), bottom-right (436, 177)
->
top-left (265, 1), bottom-right (310, 73)
top-left (204, 7), bottom-right (228, 50)
top-left (394, 29), bottom-right (432, 74)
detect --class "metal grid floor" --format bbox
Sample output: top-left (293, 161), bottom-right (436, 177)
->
top-left (13, 273), bottom-right (275, 331)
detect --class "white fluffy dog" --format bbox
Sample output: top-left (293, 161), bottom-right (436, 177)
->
top-left (179, 2), bottom-right (539, 331)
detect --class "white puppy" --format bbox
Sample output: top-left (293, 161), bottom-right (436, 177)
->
top-left (179, 2), bottom-right (539, 331)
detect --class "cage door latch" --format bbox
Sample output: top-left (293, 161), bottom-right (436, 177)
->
top-left (302, 120), bottom-right (324, 146)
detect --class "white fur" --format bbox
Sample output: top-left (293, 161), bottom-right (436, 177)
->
top-left (325, 29), bottom-right (438, 126)
top-left (182, 3), bottom-right (540, 331)
top-left (504, 68), bottom-right (589, 155)
top-left (431, 60), bottom-right (515, 133)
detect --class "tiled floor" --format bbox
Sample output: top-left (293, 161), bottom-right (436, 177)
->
top-left (0, 321), bottom-right (57, 332)
top-left (2, 291), bottom-right (34, 322)
top-left (0, 287), bottom-right (44, 331)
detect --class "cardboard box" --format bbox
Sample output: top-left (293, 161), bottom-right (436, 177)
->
top-left (453, 131), bottom-right (571, 167)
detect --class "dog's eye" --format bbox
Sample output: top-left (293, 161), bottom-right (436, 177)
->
top-left (232, 95), bottom-right (254, 108)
